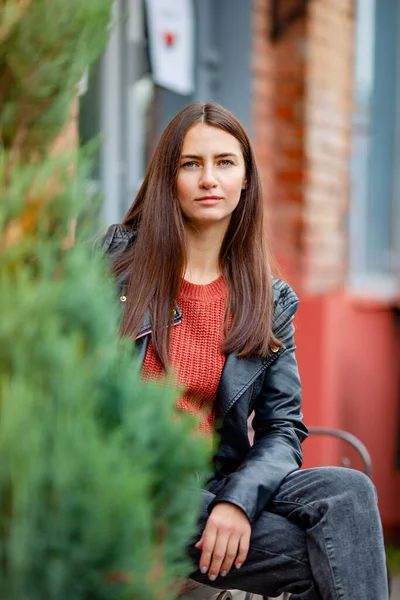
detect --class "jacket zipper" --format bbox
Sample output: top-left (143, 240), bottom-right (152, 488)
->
top-left (248, 383), bottom-right (255, 415)
top-left (135, 318), bottom-right (181, 341)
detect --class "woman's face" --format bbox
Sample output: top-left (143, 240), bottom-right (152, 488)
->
top-left (176, 123), bottom-right (246, 229)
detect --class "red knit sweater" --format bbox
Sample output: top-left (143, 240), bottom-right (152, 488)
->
top-left (142, 276), bottom-right (228, 435)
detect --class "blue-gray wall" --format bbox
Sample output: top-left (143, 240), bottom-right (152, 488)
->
top-left (156, 0), bottom-right (252, 137)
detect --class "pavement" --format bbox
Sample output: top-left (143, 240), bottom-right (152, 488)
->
top-left (392, 575), bottom-right (400, 599)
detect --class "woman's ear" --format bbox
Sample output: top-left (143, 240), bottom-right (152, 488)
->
top-left (242, 178), bottom-right (247, 190)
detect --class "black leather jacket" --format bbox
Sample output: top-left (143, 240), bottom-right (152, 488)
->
top-left (102, 224), bottom-right (308, 523)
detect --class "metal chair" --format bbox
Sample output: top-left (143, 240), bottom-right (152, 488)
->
top-left (307, 426), bottom-right (372, 477)
top-left (183, 427), bottom-right (373, 600)
top-left (180, 579), bottom-right (233, 599)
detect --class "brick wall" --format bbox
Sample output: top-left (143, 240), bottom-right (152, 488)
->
top-left (252, 0), bottom-right (282, 271)
top-left (252, 0), bottom-right (354, 293)
top-left (303, 0), bottom-right (354, 293)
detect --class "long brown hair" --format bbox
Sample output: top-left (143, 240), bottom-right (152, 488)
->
top-left (112, 102), bottom-right (280, 367)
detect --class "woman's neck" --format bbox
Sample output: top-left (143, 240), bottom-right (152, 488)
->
top-left (184, 222), bottom-right (226, 285)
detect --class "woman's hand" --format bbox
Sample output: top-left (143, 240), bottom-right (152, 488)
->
top-left (195, 502), bottom-right (251, 581)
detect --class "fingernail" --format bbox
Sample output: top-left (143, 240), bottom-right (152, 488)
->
top-left (221, 571), bottom-right (227, 577)
top-left (209, 574), bottom-right (217, 582)
top-left (200, 566), bottom-right (208, 574)
top-left (236, 563), bottom-right (242, 569)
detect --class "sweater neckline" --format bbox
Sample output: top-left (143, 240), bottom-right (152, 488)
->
top-left (179, 275), bottom-right (227, 302)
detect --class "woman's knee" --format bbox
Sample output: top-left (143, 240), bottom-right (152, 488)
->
top-left (312, 466), bottom-right (377, 506)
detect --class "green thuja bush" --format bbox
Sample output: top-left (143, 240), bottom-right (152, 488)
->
top-left (0, 2), bottom-right (209, 599)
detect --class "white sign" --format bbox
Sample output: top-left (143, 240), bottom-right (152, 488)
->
top-left (145, 0), bottom-right (195, 95)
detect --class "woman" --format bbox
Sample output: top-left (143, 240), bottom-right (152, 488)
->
top-left (102, 103), bottom-right (388, 599)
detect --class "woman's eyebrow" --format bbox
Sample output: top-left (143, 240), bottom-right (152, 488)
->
top-left (180, 152), bottom-right (239, 159)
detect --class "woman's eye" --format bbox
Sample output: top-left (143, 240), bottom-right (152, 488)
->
top-left (219, 159), bottom-right (234, 167)
top-left (182, 161), bottom-right (198, 168)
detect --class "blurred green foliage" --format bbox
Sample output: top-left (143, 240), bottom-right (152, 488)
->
top-left (0, 2), bottom-right (209, 598)
top-left (0, 0), bottom-right (113, 156)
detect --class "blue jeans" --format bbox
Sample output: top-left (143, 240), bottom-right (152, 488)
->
top-left (188, 467), bottom-right (388, 599)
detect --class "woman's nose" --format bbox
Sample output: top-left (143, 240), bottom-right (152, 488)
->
top-left (199, 166), bottom-right (218, 188)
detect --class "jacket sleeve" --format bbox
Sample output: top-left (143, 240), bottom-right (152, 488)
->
top-left (209, 312), bottom-right (308, 523)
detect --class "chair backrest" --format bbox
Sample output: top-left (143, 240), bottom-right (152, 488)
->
top-left (307, 427), bottom-right (372, 477)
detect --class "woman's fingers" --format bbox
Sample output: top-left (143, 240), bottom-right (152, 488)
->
top-left (235, 532), bottom-right (250, 569)
top-left (199, 525), bottom-right (217, 574)
top-left (197, 503), bottom-right (252, 580)
top-left (219, 534), bottom-right (240, 576)
top-left (207, 531), bottom-right (231, 581)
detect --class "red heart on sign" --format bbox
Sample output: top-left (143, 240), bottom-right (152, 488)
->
top-left (163, 31), bottom-right (176, 46)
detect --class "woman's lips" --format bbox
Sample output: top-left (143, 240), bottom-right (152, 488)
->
top-left (195, 196), bottom-right (223, 206)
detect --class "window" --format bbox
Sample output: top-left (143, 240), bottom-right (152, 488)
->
top-left (350, 0), bottom-right (400, 299)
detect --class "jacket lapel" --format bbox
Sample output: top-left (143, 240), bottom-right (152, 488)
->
top-left (134, 305), bottom-right (182, 368)
top-left (217, 353), bottom-right (267, 420)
